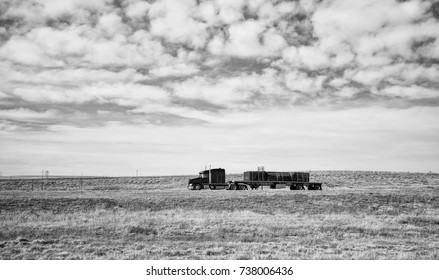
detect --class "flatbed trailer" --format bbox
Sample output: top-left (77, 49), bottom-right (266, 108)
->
top-left (225, 180), bottom-right (322, 190)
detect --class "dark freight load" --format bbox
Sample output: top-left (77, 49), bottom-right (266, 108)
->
top-left (244, 171), bottom-right (309, 183)
top-left (188, 168), bottom-right (322, 191)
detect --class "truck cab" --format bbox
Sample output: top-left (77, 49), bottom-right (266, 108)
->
top-left (188, 168), bottom-right (226, 190)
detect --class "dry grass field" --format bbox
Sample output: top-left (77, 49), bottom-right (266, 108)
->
top-left (1, 171), bottom-right (438, 259)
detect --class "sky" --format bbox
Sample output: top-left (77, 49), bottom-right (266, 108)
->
top-left (0, 0), bottom-right (439, 176)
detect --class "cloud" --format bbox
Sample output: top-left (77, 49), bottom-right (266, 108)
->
top-left (149, 64), bottom-right (199, 77)
top-left (97, 13), bottom-right (131, 37)
top-left (0, 35), bottom-right (64, 67)
top-left (169, 76), bottom-right (252, 107)
top-left (0, 108), bottom-right (58, 122)
top-left (12, 86), bottom-right (93, 104)
top-left (4, 0), bottom-right (110, 27)
top-left (2, 66), bottom-right (148, 86)
top-left (11, 83), bottom-right (169, 109)
top-left (149, 0), bottom-right (209, 48)
top-left (210, 20), bottom-right (287, 57)
top-left (125, 0), bottom-right (151, 20)
top-left (347, 64), bottom-right (404, 86)
top-left (312, 0), bottom-right (435, 66)
top-left (332, 87), bottom-right (359, 98)
top-left (168, 68), bottom-right (290, 111)
top-left (283, 45), bottom-right (331, 70)
top-left (0, 24), bottom-right (169, 69)
top-left (313, 0), bottom-right (430, 40)
top-left (215, 0), bottom-right (246, 24)
top-left (0, 91), bottom-right (10, 99)
top-left (347, 63), bottom-right (439, 87)
top-left (328, 78), bottom-right (349, 88)
top-left (285, 70), bottom-right (326, 93)
top-left (379, 85), bottom-right (439, 100)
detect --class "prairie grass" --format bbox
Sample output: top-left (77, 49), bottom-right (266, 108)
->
top-left (0, 171), bottom-right (438, 259)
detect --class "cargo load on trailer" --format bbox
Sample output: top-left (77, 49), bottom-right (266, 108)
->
top-left (187, 168), bottom-right (322, 190)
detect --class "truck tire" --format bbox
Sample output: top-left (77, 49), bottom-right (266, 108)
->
top-left (194, 183), bottom-right (202, 190)
top-left (238, 184), bottom-right (248, 190)
top-left (209, 185), bottom-right (215, 190)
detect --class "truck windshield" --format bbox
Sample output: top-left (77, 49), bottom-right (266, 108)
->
top-left (199, 172), bottom-right (208, 178)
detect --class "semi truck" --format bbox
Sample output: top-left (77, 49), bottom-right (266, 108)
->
top-left (187, 168), bottom-right (322, 190)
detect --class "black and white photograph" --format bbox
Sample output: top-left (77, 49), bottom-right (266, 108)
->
top-left (1, 0), bottom-right (439, 267)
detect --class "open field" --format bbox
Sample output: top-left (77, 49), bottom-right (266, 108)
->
top-left (1, 171), bottom-right (438, 259)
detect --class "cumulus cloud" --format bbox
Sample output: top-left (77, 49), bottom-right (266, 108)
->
top-left (125, 0), bottom-right (151, 20)
top-left (312, 0), bottom-right (437, 65)
top-left (210, 20), bottom-right (287, 57)
top-left (168, 68), bottom-right (289, 110)
top-left (97, 13), bottom-right (131, 37)
top-left (1, 0), bottom-right (438, 113)
top-left (285, 71), bottom-right (326, 93)
top-left (149, 0), bottom-right (209, 48)
top-left (0, 35), bottom-right (64, 67)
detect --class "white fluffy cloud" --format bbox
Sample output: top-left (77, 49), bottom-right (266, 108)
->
top-left (169, 68), bottom-right (288, 108)
top-left (209, 20), bottom-right (287, 57)
top-left (149, 0), bottom-right (209, 48)
top-left (0, 35), bottom-right (64, 67)
top-left (285, 71), bottom-right (326, 93)
top-left (312, 0), bottom-right (437, 64)
top-left (125, 0), bottom-right (151, 20)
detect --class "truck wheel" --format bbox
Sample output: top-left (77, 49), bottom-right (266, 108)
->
top-left (238, 184), bottom-right (247, 190)
top-left (209, 185), bottom-right (215, 190)
top-left (194, 183), bottom-right (202, 190)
